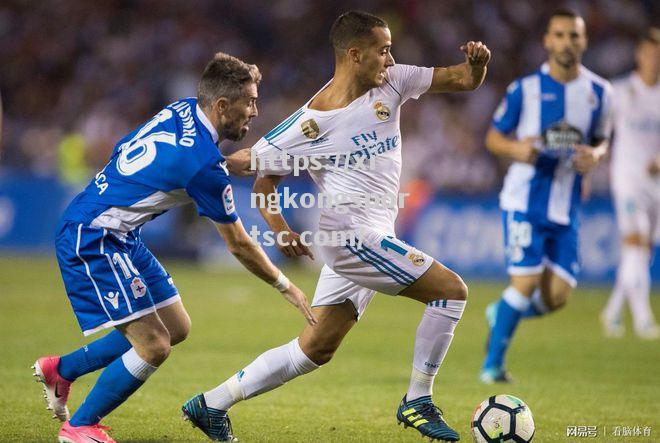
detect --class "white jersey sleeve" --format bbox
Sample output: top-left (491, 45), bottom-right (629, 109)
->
top-left (385, 64), bottom-right (434, 104)
top-left (251, 108), bottom-right (309, 177)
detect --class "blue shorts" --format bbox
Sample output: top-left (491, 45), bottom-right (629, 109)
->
top-left (502, 211), bottom-right (579, 287)
top-left (55, 222), bottom-right (180, 336)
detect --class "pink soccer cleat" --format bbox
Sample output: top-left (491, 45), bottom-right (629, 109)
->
top-left (58, 421), bottom-right (116, 443)
top-left (32, 356), bottom-right (72, 421)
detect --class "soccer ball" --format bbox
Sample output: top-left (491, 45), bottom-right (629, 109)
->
top-left (471, 394), bottom-right (535, 442)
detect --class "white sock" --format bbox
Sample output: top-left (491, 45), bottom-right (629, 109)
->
top-left (122, 348), bottom-right (158, 381)
top-left (204, 338), bottom-right (318, 410)
top-left (619, 246), bottom-right (655, 331)
top-left (603, 270), bottom-right (627, 322)
top-left (407, 300), bottom-right (466, 401)
top-left (407, 367), bottom-right (435, 401)
top-left (503, 286), bottom-right (531, 311)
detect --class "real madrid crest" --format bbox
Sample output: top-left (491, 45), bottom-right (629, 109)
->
top-left (374, 101), bottom-right (391, 121)
top-left (408, 252), bottom-right (426, 266)
top-left (301, 119), bottom-right (320, 139)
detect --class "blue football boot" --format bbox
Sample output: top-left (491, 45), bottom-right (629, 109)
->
top-left (397, 395), bottom-right (460, 441)
top-left (182, 394), bottom-right (236, 441)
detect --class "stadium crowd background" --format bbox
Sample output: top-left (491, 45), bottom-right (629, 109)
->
top-left (1, 0), bottom-right (657, 195)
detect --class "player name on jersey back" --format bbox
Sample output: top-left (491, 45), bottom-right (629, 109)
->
top-left (62, 97), bottom-right (238, 233)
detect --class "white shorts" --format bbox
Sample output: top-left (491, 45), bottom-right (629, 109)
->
top-left (613, 184), bottom-right (660, 243)
top-left (313, 228), bottom-right (434, 318)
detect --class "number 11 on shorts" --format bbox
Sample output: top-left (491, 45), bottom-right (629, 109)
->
top-left (381, 236), bottom-right (408, 256)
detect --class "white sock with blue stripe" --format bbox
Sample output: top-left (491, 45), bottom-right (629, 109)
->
top-left (407, 299), bottom-right (466, 401)
top-left (204, 338), bottom-right (318, 411)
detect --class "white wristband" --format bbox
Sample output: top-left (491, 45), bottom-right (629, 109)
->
top-left (272, 271), bottom-right (290, 292)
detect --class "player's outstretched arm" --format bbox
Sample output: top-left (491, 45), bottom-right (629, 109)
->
top-left (215, 218), bottom-right (317, 325)
top-left (485, 127), bottom-right (539, 164)
top-left (253, 174), bottom-right (315, 260)
top-left (427, 41), bottom-right (491, 93)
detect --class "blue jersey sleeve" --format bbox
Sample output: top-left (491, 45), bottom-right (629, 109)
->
top-left (186, 160), bottom-right (239, 224)
top-left (492, 80), bottom-right (523, 134)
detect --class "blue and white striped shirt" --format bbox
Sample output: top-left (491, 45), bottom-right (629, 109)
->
top-left (493, 63), bottom-right (612, 226)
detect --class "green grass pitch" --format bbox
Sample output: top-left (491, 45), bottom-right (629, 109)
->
top-left (0, 256), bottom-right (658, 442)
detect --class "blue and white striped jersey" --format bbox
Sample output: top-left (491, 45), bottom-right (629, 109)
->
top-left (61, 98), bottom-right (238, 233)
top-left (493, 63), bottom-right (613, 226)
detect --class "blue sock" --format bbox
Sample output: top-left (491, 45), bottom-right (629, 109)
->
top-left (520, 289), bottom-right (548, 319)
top-left (521, 304), bottom-right (542, 318)
top-left (59, 330), bottom-right (132, 381)
top-left (483, 287), bottom-right (531, 370)
top-left (69, 348), bottom-right (157, 426)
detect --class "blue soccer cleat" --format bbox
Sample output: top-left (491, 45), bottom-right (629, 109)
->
top-left (397, 395), bottom-right (460, 441)
top-left (182, 394), bottom-right (236, 441)
top-left (479, 367), bottom-right (513, 384)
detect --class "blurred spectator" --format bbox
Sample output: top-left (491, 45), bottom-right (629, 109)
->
top-left (0, 0), bottom-right (657, 195)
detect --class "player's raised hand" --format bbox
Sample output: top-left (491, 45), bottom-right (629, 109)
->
top-left (572, 144), bottom-right (601, 174)
top-left (281, 282), bottom-right (318, 326)
top-left (512, 137), bottom-right (540, 164)
top-left (225, 148), bottom-right (256, 176)
top-left (460, 41), bottom-right (491, 67)
top-left (277, 231), bottom-right (315, 260)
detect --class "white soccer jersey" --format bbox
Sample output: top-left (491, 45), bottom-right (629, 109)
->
top-left (252, 64), bottom-right (434, 235)
top-left (610, 73), bottom-right (660, 189)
